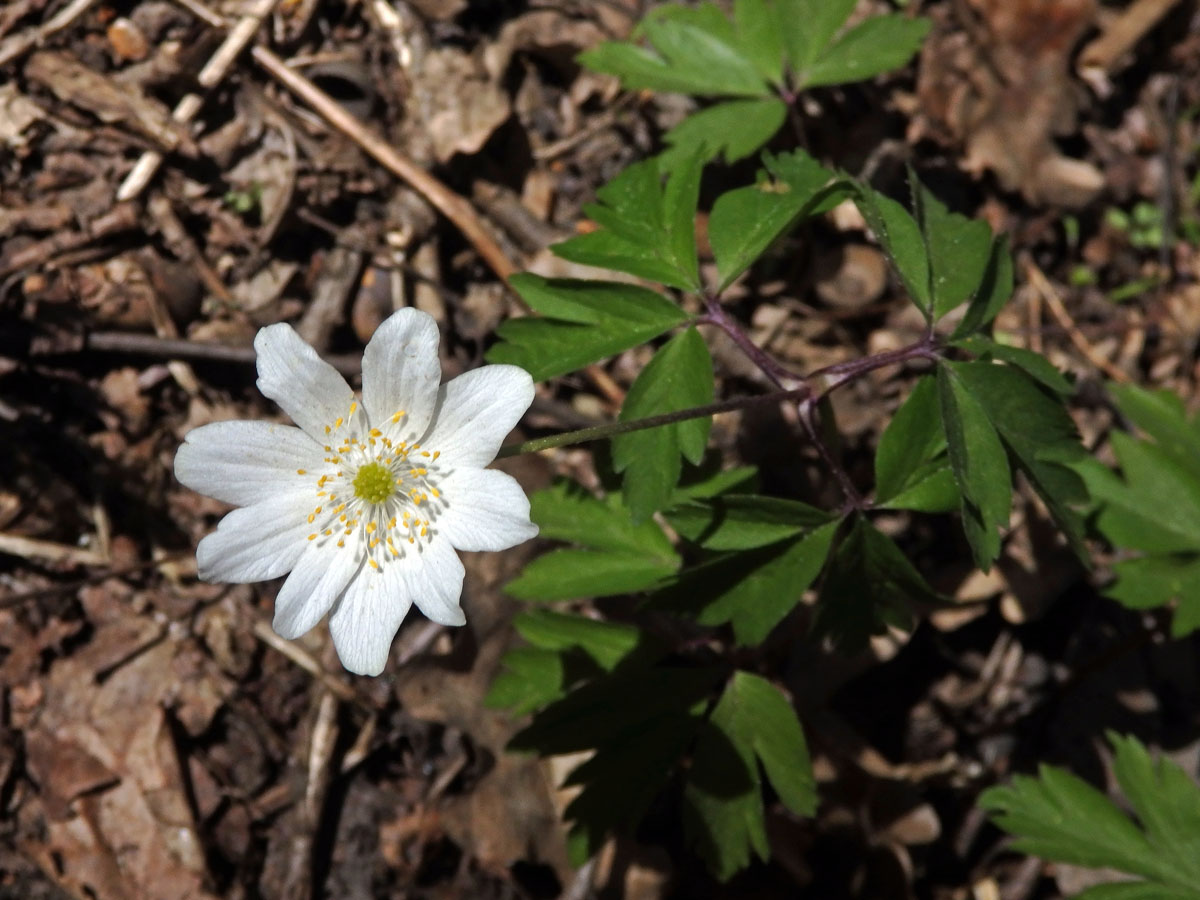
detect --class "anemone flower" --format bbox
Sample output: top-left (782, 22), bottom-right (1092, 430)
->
top-left (176, 308), bottom-right (538, 675)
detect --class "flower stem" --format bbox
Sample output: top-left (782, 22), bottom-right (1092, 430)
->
top-left (497, 387), bottom-right (810, 458)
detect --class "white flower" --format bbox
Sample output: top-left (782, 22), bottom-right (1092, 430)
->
top-left (175, 309), bottom-right (538, 676)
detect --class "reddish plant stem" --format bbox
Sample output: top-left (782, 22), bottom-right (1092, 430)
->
top-left (699, 296), bottom-right (941, 509)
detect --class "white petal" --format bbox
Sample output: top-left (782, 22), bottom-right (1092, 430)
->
top-left (326, 560), bottom-right (414, 676)
top-left (255, 323), bottom-right (355, 441)
top-left (409, 538), bottom-right (467, 626)
top-left (361, 308), bottom-right (443, 440)
top-left (438, 467), bottom-right (538, 552)
top-left (175, 420), bottom-right (321, 507)
top-left (272, 540), bottom-right (365, 640)
top-left (423, 365), bottom-right (534, 467)
top-left (196, 491), bottom-right (314, 583)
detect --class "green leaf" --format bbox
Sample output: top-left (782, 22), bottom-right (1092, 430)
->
top-left (954, 336), bottom-right (1073, 395)
top-left (507, 548), bottom-right (679, 602)
top-left (580, 3), bottom-right (767, 97)
top-left (813, 516), bottom-right (929, 651)
top-left (551, 154), bottom-right (703, 289)
top-left (685, 672), bottom-right (815, 880)
top-left (778, 0), bottom-right (857, 75)
top-left (875, 376), bottom-right (960, 513)
top-left (671, 464), bottom-right (759, 503)
top-left (509, 664), bottom-right (722, 863)
top-left (1106, 555), bottom-right (1200, 638)
top-left (981, 733), bottom-right (1200, 898)
top-left (666, 494), bottom-right (833, 550)
top-left (914, 179), bottom-right (993, 319)
top-left (937, 365), bottom-right (1012, 570)
top-left (947, 360), bottom-right (1089, 560)
top-left (801, 15), bottom-right (930, 89)
top-left (513, 609), bottom-right (644, 671)
top-left (658, 98), bottom-right (787, 170)
top-left (489, 275), bottom-right (689, 381)
top-left (1109, 383), bottom-right (1200, 482)
top-left (734, 0), bottom-right (785, 84)
top-left (660, 521), bottom-right (839, 645)
top-left (530, 480), bottom-right (678, 559)
top-left (613, 327), bottom-right (714, 522)
top-left (950, 236), bottom-right (1014, 337)
top-left (709, 150), bottom-right (846, 289)
top-left (855, 185), bottom-right (931, 315)
top-left (485, 647), bottom-right (565, 715)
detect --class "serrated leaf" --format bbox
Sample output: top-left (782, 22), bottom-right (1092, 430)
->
top-left (506, 548), bottom-right (678, 602)
top-left (948, 360), bottom-right (1089, 560)
top-left (938, 364), bottom-right (1012, 570)
top-left (914, 180), bottom-right (993, 319)
top-left (1109, 383), bottom-right (1200, 482)
top-left (954, 336), bottom-right (1073, 395)
top-left (485, 647), bottom-right (565, 715)
top-left (950, 236), bottom-right (1014, 337)
top-left (734, 0), bottom-right (785, 84)
top-left (651, 521), bottom-right (839, 645)
top-left (666, 494), bottom-right (833, 550)
top-left (658, 97), bottom-right (787, 170)
top-left (510, 664), bottom-right (721, 863)
top-left (981, 733), bottom-right (1200, 898)
top-left (490, 275), bottom-right (689, 380)
top-left (580, 4), bottom-right (766, 97)
top-left (801, 15), bottom-right (930, 88)
top-left (710, 149), bottom-right (845, 288)
top-left (551, 155), bottom-right (703, 289)
top-left (778, 0), bottom-right (857, 75)
top-left (875, 376), bottom-right (960, 513)
top-left (855, 185), bottom-right (931, 314)
top-left (814, 516), bottom-right (929, 651)
top-left (671, 464), bottom-right (759, 503)
top-left (1106, 555), bottom-right (1200, 637)
top-left (613, 327), bottom-right (714, 522)
top-left (685, 672), bottom-right (815, 880)
top-left (514, 609), bottom-right (644, 671)
top-left (530, 481), bottom-right (677, 560)
top-left (1076, 437), bottom-right (1200, 555)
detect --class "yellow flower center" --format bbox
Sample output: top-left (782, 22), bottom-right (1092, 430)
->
top-left (353, 462), bottom-right (394, 504)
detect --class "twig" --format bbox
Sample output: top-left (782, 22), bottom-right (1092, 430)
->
top-left (0, 0), bottom-right (99, 68)
top-left (249, 45), bottom-right (515, 281)
top-left (0, 532), bottom-right (108, 566)
top-left (0, 203), bottom-right (140, 278)
top-left (1024, 260), bottom-right (1132, 383)
top-left (117, 0), bottom-right (282, 201)
top-left (251, 619), bottom-right (361, 704)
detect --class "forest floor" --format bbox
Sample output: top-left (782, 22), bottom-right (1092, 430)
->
top-left (2, 0), bottom-right (1199, 898)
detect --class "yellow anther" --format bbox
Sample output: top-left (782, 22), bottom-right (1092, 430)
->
top-left (390, 545), bottom-right (399, 556)
top-left (308, 533), bottom-right (317, 541)
top-left (408, 537), bottom-right (414, 544)
top-left (315, 506), bottom-right (322, 514)
top-left (389, 517), bottom-right (397, 528)
top-left (308, 513), bottom-right (316, 524)
top-left (323, 529), bottom-right (333, 536)
top-left (370, 538), bottom-right (380, 548)
top-left (432, 451), bottom-right (440, 460)
top-left (432, 489), bottom-right (440, 498)
top-left (366, 522), bottom-right (377, 533)
top-left (392, 410), bottom-right (405, 423)
top-left (349, 401), bottom-right (357, 415)
top-left (420, 526), bottom-right (427, 537)
top-left (370, 428), bottom-right (382, 437)
top-left (421, 451), bottom-right (430, 458)
top-left (324, 425), bottom-right (331, 434)
top-left (324, 445), bottom-right (332, 452)
top-left (335, 417), bottom-right (343, 428)
top-left (297, 468), bottom-right (307, 475)
top-left (337, 539), bottom-right (345, 548)
top-left (369, 559), bottom-right (380, 570)
top-left (340, 514), bottom-right (347, 522)
top-left (335, 504), bottom-right (346, 513)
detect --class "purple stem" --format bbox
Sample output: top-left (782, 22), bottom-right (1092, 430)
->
top-left (697, 298), bottom-right (942, 510)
